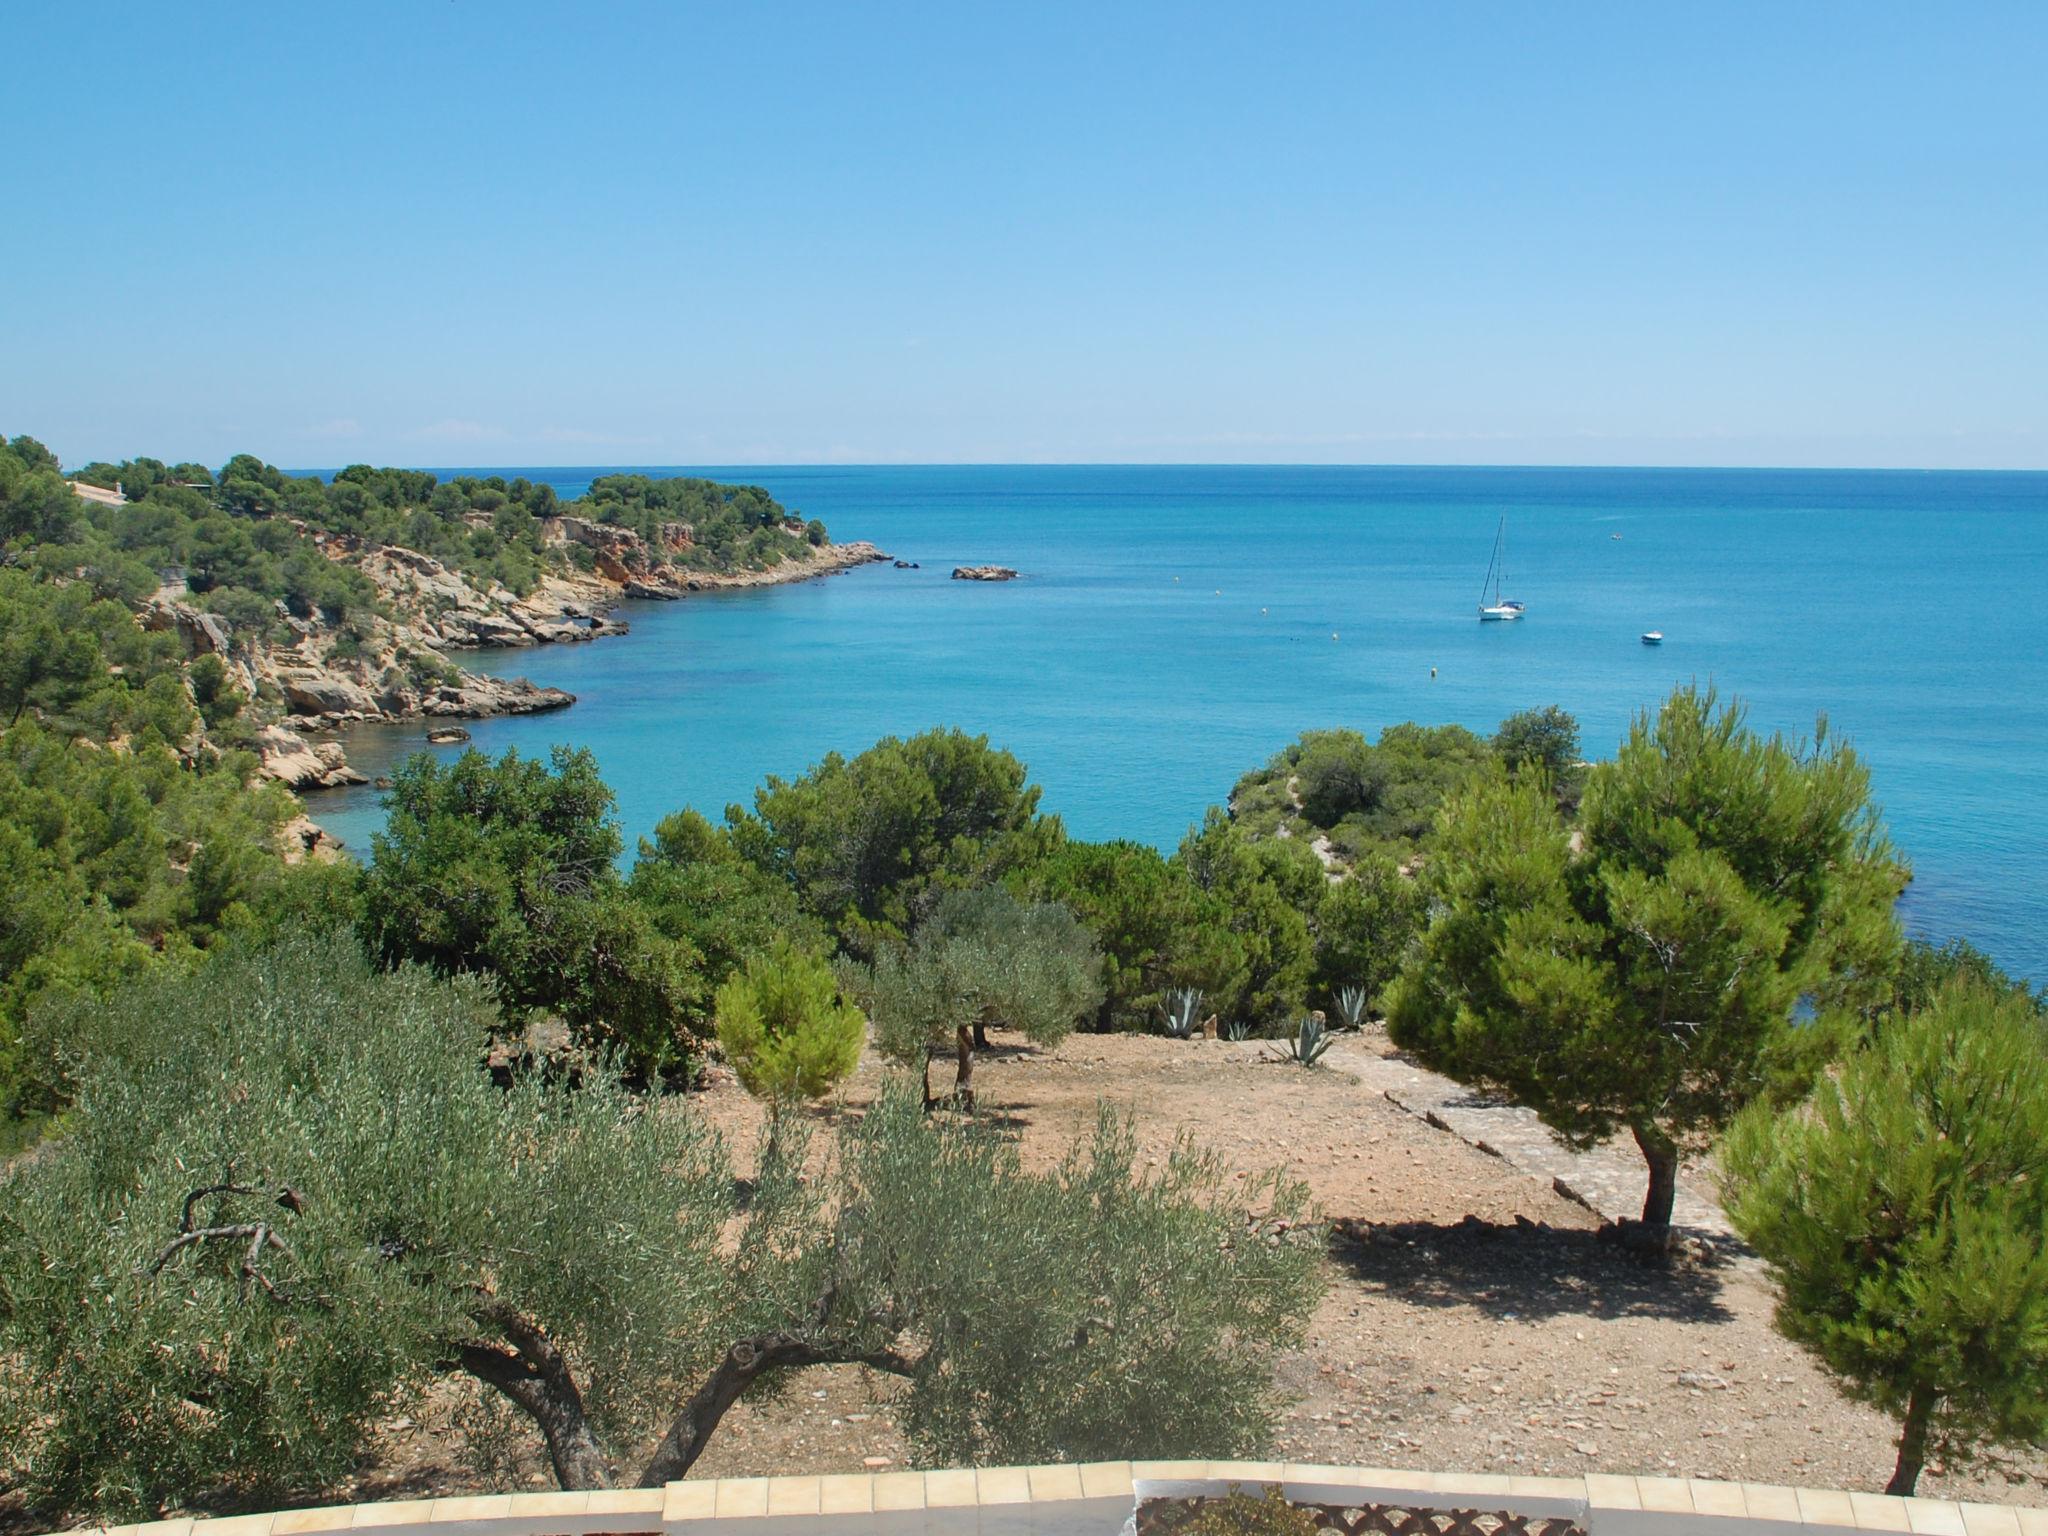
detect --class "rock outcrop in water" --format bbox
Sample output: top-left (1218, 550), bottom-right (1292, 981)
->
top-left (952, 565), bottom-right (1019, 582)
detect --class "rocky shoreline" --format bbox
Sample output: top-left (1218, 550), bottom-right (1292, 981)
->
top-left (156, 530), bottom-right (890, 797)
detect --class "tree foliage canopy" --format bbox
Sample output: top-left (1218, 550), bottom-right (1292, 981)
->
top-left (360, 746), bottom-right (694, 1072)
top-left (730, 728), bottom-right (1062, 957)
top-left (0, 933), bottom-right (1320, 1523)
top-left (714, 940), bottom-right (865, 1109)
top-left (1722, 978), bottom-right (2048, 1493)
top-left (1388, 685), bottom-right (1905, 1234)
top-left (853, 884), bottom-right (1103, 1103)
top-left (0, 931), bottom-right (731, 1516)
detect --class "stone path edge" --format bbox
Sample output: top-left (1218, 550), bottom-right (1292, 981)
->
top-left (56, 1462), bottom-right (2036, 1536)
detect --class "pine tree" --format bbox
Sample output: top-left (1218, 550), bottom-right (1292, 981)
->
top-left (713, 940), bottom-right (865, 1121)
top-left (1721, 979), bottom-right (2048, 1494)
top-left (1387, 684), bottom-right (1903, 1244)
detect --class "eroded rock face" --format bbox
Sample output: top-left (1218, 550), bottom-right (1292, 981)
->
top-left (952, 565), bottom-right (1020, 581)
top-left (440, 612), bottom-right (537, 648)
top-left (423, 676), bottom-right (575, 718)
top-left (141, 600), bottom-right (233, 655)
top-left (254, 725), bottom-right (369, 789)
top-left (279, 671), bottom-right (378, 718)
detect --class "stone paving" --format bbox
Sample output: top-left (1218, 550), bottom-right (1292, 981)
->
top-left (1327, 1034), bottom-right (1734, 1239)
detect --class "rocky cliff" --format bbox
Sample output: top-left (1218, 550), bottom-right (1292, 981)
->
top-left (140, 514), bottom-right (886, 792)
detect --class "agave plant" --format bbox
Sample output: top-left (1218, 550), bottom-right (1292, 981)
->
top-left (1332, 985), bottom-right (1370, 1032)
top-left (1160, 987), bottom-right (1205, 1040)
top-left (1224, 1017), bottom-right (1251, 1042)
top-left (1266, 1014), bottom-right (1333, 1068)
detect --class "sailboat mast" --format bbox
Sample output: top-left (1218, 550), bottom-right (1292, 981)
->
top-left (1479, 512), bottom-right (1506, 606)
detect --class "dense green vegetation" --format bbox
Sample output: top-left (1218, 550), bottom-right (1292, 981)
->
top-left (2, 432), bottom-right (823, 648)
top-left (0, 932), bottom-right (1321, 1518)
top-left (1229, 720), bottom-right (1494, 861)
top-left (0, 552), bottom-right (320, 1128)
top-left (6, 438), bottom-right (2046, 1511)
top-left (581, 473), bottom-right (824, 570)
top-left (0, 432), bottom-right (837, 1123)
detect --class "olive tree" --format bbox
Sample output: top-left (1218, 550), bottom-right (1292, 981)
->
top-left (0, 929), bottom-right (735, 1513)
top-left (1388, 685), bottom-right (1903, 1245)
top-left (1722, 979), bottom-right (2048, 1494)
top-left (849, 884), bottom-right (1104, 1107)
top-left (0, 931), bottom-right (1317, 1524)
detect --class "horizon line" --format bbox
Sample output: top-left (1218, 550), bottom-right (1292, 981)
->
top-left (267, 459), bottom-right (2048, 478)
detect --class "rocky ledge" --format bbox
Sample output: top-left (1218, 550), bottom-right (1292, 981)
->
top-left (144, 528), bottom-right (884, 802)
top-left (952, 565), bottom-right (1020, 582)
top-left (254, 725), bottom-right (368, 790)
top-left (611, 539), bottom-right (891, 600)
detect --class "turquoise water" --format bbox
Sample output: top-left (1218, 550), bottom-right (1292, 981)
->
top-left (312, 466), bottom-right (2048, 983)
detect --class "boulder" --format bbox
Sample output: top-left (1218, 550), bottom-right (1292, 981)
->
top-left (424, 673), bottom-right (576, 718)
top-left (524, 619), bottom-right (596, 643)
top-left (278, 813), bottom-right (343, 864)
top-left (142, 600), bottom-right (233, 656)
top-left (951, 565), bottom-right (1019, 582)
top-left (278, 670), bottom-right (377, 717)
top-left (254, 725), bottom-right (368, 789)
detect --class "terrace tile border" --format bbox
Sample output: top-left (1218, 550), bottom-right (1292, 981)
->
top-left (61, 1462), bottom-right (2038, 1536)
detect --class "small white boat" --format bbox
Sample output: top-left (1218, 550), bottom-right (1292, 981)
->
top-left (1641, 630), bottom-right (1664, 646)
top-left (1477, 513), bottom-right (1524, 620)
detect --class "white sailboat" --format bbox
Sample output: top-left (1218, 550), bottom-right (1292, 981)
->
top-left (1478, 512), bottom-right (1525, 621)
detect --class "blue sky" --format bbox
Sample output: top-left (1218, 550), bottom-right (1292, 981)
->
top-left (5, 2), bottom-right (2044, 469)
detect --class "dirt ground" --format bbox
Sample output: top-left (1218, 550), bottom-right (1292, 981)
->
top-left (332, 1030), bottom-right (2044, 1508)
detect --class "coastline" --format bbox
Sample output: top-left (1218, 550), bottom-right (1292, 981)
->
top-left (263, 537), bottom-right (889, 844)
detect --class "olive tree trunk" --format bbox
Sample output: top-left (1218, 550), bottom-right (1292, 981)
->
top-left (954, 1022), bottom-right (976, 1109)
top-left (458, 1302), bottom-right (614, 1490)
top-left (636, 1332), bottom-right (916, 1486)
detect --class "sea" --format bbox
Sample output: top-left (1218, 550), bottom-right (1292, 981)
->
top-left (307, 466), bottom-right (2048, 986)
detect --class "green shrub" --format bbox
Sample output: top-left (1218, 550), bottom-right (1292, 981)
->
top-left (714, 939), bottom-right (865, 1113)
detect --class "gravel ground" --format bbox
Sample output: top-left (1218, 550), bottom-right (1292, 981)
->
top-left (283, 1032), bottom-right (2048, 1509)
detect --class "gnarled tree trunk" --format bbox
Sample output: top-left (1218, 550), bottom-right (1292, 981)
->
top-left (636, 1332), bottom-right (917, 1486)
top-left (458, 1302), bottom-right (613, 1490)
